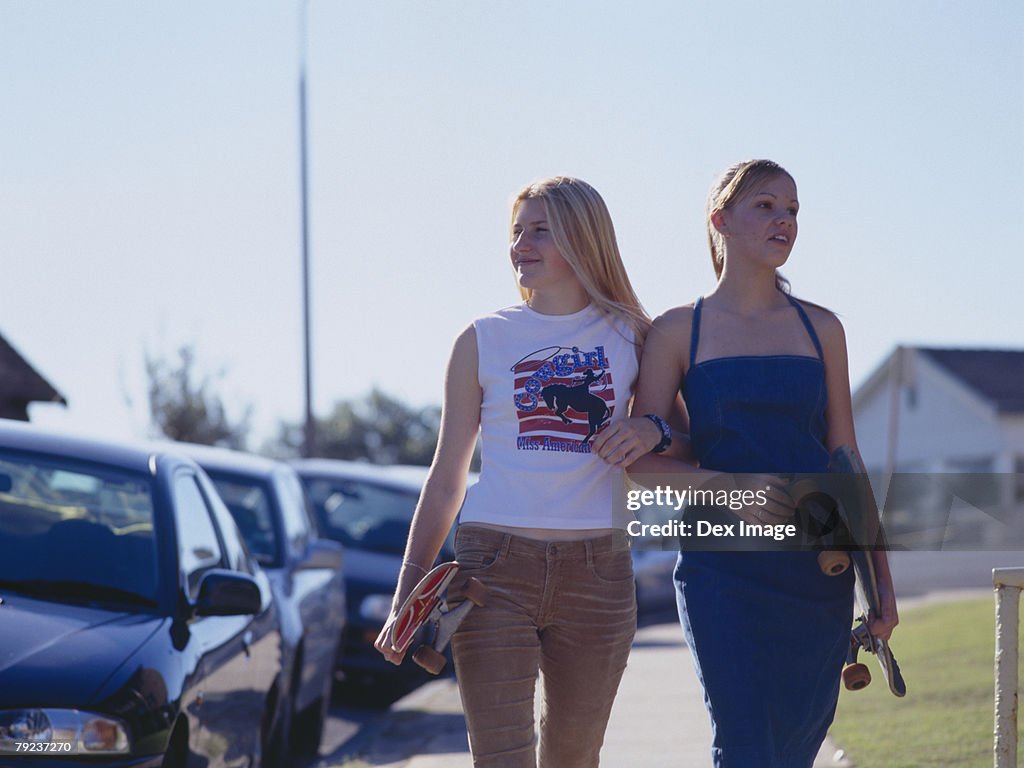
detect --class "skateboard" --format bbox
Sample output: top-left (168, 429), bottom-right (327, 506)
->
top-left (829, 445), bottom-right (907, 697)
top-left (787, 468), bottom-right (853, 578)
top-left (786, 446), bottom-right (906, 697)
top-left (385, 561), bottom-right (488, 675)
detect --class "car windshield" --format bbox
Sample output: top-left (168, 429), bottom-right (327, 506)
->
top-left (303, 476), bottom-right (424, 556)
top-left (204, 472), bottom-right (280, 568)
top-left (0, 452), bottom-right (159, 608)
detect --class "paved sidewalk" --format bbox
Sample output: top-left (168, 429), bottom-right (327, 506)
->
top-left (324, 620), bottom-right (851, 768)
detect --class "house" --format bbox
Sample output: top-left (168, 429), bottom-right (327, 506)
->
top-left (0, 332), bottom-right (66, 421)
top-left (852, 346), bottom-right (1024, 547)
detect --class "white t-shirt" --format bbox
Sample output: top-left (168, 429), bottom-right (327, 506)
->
top-left (459, 302), bottom-right (639, 530)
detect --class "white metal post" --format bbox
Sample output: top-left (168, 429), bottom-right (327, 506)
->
top-left (994, 567), bottom-right (1024, 768)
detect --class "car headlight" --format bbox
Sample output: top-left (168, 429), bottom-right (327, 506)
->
top-left (359, 594), bottom-right (394, 623)
top-left (0, 709), bottom-right (129, 755)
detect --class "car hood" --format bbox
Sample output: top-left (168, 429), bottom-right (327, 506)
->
top-left (0, 594), bottom-right (164, 708)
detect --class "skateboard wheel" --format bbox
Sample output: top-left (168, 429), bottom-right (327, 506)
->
top-left (818, 550), bottom-right (850, 577)
top-left (463, 577), bottom-right (489, 607)
top-left (842, 663), bottom-right (871, 691)
top-left (413, 645), bottom-right (448, 675)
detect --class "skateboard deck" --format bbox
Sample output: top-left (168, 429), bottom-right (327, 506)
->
top-left (830, 445), bottom-right (907, 698)
top-left (386, 561), bottom-right (488, 675)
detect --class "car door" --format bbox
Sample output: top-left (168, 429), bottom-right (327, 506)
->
top-left (276, 469), bottom-right (341, 709)
top-left (173, 469), bottom-right (266, 767)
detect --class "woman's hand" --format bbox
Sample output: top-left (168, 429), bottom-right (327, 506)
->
top-left (592, 416), bottom-right (662, 467)
top-left (868, 551), bottom-right (900, 641)
top-left (374, 614), bottom-right (405, 665)
top-left (373, 563), bottom-right (426, 665)
top-left (700, 475), bottom-right (794, 528)
top-left (729, 474), bottom-right (796, 526)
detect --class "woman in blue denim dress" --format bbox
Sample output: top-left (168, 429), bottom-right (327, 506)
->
top-left (613, 160), bottom-right (899, 767)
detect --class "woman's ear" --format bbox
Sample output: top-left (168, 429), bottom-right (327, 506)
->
top-left (710, 209), bottom-right (728, 235)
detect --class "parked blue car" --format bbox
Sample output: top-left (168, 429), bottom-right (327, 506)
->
top-left (290, 460), bottom-right (457, 686)
top-left (630, 503), bottom-right (681, 614)
top-left (178, 443), bottom-right (346, 757)
top-left (0, 420), bottom-right (288, 767)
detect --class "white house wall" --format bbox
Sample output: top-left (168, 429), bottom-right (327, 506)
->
top-left (853, 349), bottom-right (1003, 472)
top-left (908, 353), bottom-right (1002, 468)
top-left (852, 369), bottom-right (895, 471)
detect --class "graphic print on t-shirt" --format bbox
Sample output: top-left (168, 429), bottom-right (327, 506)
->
top-left (511, 345), bottom-right (615, 453)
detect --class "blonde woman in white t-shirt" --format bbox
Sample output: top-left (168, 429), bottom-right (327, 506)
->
top-left (375, 177), bottom-right (667, 768)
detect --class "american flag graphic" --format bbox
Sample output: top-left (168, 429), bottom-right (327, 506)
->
top-left (511, 348), bottom-right (615, 444)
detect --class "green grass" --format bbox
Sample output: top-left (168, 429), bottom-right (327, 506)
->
top-left (829, 597), bottom-right (1023, 768)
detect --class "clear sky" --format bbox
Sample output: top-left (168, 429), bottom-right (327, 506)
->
top-left (3, 1), bottom-right (1022, 449)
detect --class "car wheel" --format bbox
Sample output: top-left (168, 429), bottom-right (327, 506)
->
top-left (261, 682), bottom-right (291, 768)
top-left (291, 652), bottom-right (335, 756)
top-left (160, 725), bottom-right (188, 768)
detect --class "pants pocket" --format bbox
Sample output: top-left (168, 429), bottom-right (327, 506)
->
top-left (587, 547), bottom-right (634, 585)
top-left (453, 527), bottom-right (507, 575)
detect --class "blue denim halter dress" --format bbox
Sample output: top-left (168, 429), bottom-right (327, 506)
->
top-left (675, 295), bottom-right (854, 768)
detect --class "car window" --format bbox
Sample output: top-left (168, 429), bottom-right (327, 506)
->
top-left (205, 472), bottom-right (280, 567)
top-left (0, 452), bottom-right (159, 607)
top-left (303, 477), bottom-right (421, 556)
top-left (173, 474), bottom-right (224, 599)
top-left (289, 471), bottom-right (323, 538)
top-left (197, 471), bottom-right (257, 577)
top-left (277, 470), bottom-right (311, 561)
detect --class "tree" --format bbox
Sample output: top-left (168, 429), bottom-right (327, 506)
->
top-left (273, 388), bottom-right (454, 467)
top-left (145, 345), bottom-right (250, 449)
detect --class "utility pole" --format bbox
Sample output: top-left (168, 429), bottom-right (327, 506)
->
top-left (298, 0), bottom-right (316, 457)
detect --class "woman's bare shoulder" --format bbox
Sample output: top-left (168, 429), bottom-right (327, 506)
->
top-left (652, 303), bottom-right (696, 333)
top-left (642, 305), bottom-right (695, 368)
top-left (793, 299), bottom-right (847, 350)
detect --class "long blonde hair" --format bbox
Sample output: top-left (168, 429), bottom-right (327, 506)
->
top-left (512, 176), bottom-right (649, 343)
top-left (706, 159), bottom-right (793, 294)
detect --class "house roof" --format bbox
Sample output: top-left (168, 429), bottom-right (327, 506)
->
top-left (0, 333), bottom-right (66, 406)
top-left (920, 348), bottom-right (1024, 414)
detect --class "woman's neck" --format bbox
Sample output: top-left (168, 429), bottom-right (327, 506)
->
top-left (527, 283), bottom-right (590, 315)
top-left (707, 267), bottom-right (787, 315)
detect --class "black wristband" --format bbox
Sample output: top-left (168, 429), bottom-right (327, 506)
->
top-left (644, 414), bottom-right (672, 454)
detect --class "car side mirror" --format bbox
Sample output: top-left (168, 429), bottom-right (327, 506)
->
top-left (194, 570), bottom-right (262, 616)
top-left (296, 539), bottom-right (344, 572)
